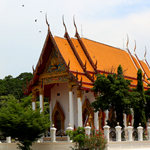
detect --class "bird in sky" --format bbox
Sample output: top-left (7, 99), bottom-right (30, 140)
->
top-left (22, 5), bottom-right (24, 7)
top-left (35, 19), bottom-right (37, 22)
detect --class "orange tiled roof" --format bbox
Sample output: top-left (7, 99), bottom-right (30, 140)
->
top-left (71, 38), bottom-right (94, 72)
top-left (140, 60), bottom-right (150, 78)
top-left (81, 38), bottom-right (138, 78)
top-left (54, 36), bottom-right (83, 73)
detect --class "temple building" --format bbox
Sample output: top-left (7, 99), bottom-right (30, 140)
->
top-left (24, 17), bottom-right (150, 132)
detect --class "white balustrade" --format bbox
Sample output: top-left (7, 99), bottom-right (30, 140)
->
top-left (50, 124), bottom-right (57, 142)
top-left (85, 123), bottom-right (91, 136)
top-left (66, 123), bottom-right (73, 142)
top-left (115, 122), bottom-right (122, 141)
top-left (137, 123), bottom-right (143, 141)
top-left (147, 123), bottom-right (150, 141)
top-left (6, 136), bottom-right (11, 143)
top-left (103, 122), bottom-right (110, 142)
top-left (127, 123), bottom-right (133, 141)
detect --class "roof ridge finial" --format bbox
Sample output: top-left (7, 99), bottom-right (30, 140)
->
top-left (62, 14), bottom-right (67, 33)
top-left (144, 46), bottom-right (147, 60)
top-left (73, 15), bottom-right (78, 36)
top-left (45, 13), bottom-right (50, 31)
top-left (134, 40), bottom-right (136, 55)
top-left (126, 34), bottom-right (129, 49)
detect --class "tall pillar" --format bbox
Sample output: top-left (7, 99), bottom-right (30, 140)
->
top-left (39, 88), bottom-right (44, 113)
top-left (123, 114), bottom-right (127, 128)
top-left (68, 84), bottom-right (74, 128)
top-left (49, 100), bottom-right (52, 126)
top-left (32, 92), bottom-right (36, 110)
top-left (105, 110), bottom-right (109, 123)
top-left (94, 112), bottom-right (99, 130)
top-left (77, 88), bottom-right (82, 127)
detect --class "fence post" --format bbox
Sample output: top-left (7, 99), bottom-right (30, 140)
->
top-left (50, 124), bottom-right (56, 142)
top-left (127, 122), bottom-right (133, 141)
top-left (103, 122), bottom-right (110, 142)
top-left (115, 122), bottom-right (122, 141)
top-left (6, 136), bottom-right (11, 143)
top-left (137, 123), bottom-right (143, 141)
top-left (85, 123), bottom-right (91, 136)
top-left (66, 123), bottom-right (73, 142)
top-left (147, 123), bottom-right (150, 141)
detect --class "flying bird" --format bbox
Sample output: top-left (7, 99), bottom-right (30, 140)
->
top-left (35, 19), bottom-right (37, 22)
top-left (22, 5), bottom-right (24, 7)
top-left (40, 11), bottom-right (42, 13)
top-left (39, 31), bottom-right (41, 33)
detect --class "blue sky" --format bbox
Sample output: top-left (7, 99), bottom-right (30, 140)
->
top-left (0, 0), bottom-right (150, 79)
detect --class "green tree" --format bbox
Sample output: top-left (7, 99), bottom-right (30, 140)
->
top-left (91, 65), bottom-right (133, 128)
top-left (0, 72), bottom-right (33, 100)
top-left (144, 78), bottom-right (150, 121)
top-left (133, 69), bottom-right (146, 128)
top-left (0, 97), bottom-right (50, 150)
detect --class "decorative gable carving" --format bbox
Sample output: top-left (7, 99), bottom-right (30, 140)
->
top-left (44, 47), bottom-right (66, 74)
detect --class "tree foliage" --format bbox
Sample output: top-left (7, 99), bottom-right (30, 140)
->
top-left (0, 97), bottom-right (50, 150)
top-left (91, 65), bottom-right (135, 128)
top-left (133, 69), bottom-right (146, 128)
top-left (0, 73), bottom-right (33, 100)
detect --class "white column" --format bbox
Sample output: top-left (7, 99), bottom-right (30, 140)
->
top-left (147, 124), bottom-right (150, 141)
top-left (66, 124), bottom-right (73, 142)
top-left (77, 89), bottom-right (82, 127)
top-left (6, 137), bottom-right (11, 143)
top-left (115, 122), bottom-right (122, 141)
top-left (39, 89), bottom-right (44, 113)
top-left (69, 84), bottom-right (74, 128)
top-left (103, 122), bottom-right (110, 142)
top-left (127, 123), bottom-right (133, 141)
top-left (32, 92), bottom-right (36, 110)
top-left (51, 124), bottom-right (56, 142)
top-left (137, 123), bottom-right (143, 141)
top-left (94, 111), bottom-right (99, 130)
top-left (131, 108), bottom-right (134, 126)
top-left (105, 110), bottom-right (109, 123)
top-left (49, 100), bottom-right (52, 127)
top-left (123, 114), bottom-right (127, 128)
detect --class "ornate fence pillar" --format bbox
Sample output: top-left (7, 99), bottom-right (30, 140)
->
top-left (51, 124), bottom-right (57, 142)
top-left (115, 122), bottom-right (122, 141)
top-left (6, 137), bottom-right (11, 143)
top-left (66, 124), bottom-right (73, 142)
top-left (85, 123), bottom-right (91, 136)
top-left (147, 124), bottom-right (150, 141)
top-left (77, 88), bottom-right (82, 127)
top-left (127, 123), bottom-right (133, 141)
top-left (103, 122), bottom-right (110, 142)
top-left (137, 123), bottom-right (143, 141)
top-left (68, 84), bottom-right (74, 128)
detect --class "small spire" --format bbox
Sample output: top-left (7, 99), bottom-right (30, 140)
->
top-left (128, 122), bottom-right (131, 126)
top-left (126, 34), bottom-right (129, 49)
top-left (73, 15), bottom-right (78, 36)
top-left (134, 40), bottom-right (136, 54)
top-left (117, 122), bottom-right (119, 126)
top-left (105, 122), bottom-right (108, 125)
top-left (62, 14), bottom-right (67, 33)
top-left (86, 122), bottom-right (89, 126)
top-left (69, 123), bottom-right (71, 127)
top-left (52, 124), bottom-right (54, 127)
top-left (45, 13), bottom-right (50, 31)
top-left (139, 123), bottom-right (141, 126)
top-left (144, 46), bottom-right (147, 60)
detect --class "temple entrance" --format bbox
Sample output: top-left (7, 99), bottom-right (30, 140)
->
top-left (52, 101), bottom-right (65, 135)
top-left (54, 110), bottom-right (61, 131)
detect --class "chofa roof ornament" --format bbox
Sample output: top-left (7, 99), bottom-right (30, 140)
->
top-left (45, 13), bottom-right (50, 31)
top-left (126, 34), bottom-right (129, 49)
top-left (62, 14), bottom-right (67, 33)
top-left (73, 15), bottom-right (78, 37)
top-left (143, 46), bottom-right (147, 61)
top-left (133, 40), bottom-right (136, 55)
